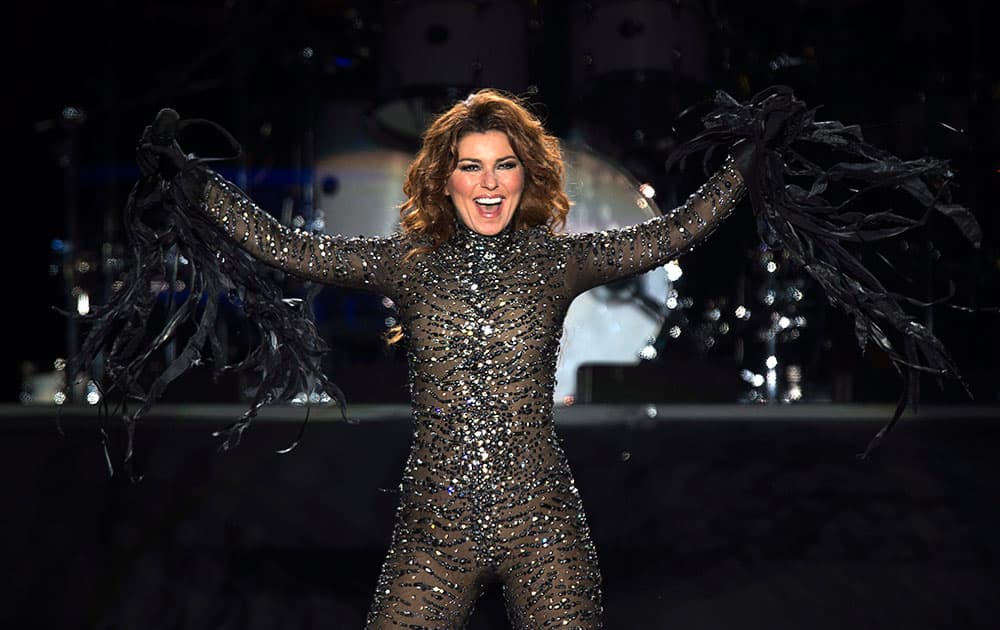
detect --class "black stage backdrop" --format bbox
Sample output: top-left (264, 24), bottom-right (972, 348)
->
top-left (11, 0), bottom-right (1000, 405)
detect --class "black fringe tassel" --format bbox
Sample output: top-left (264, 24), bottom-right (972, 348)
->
top-left (69, 120), bottom-right (345, 476)
top-left (667, 85), bottom-right (982, 458)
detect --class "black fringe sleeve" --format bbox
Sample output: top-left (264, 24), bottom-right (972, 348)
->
top-left (666, 85), bottom-right (982, 458)
top-left (69, 114), bottom-right (345, 476)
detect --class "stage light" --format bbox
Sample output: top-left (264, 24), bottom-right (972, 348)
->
top-left (665, 260), bottom-right (683, 281)
top-left (76, 291), bottom-right (90, 316)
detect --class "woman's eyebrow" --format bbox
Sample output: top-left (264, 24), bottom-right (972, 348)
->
top-left (456, 155), bottom-right (518, 162)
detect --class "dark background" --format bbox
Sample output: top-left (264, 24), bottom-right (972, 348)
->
top-left (7, 1), bottom-right (1000, 628)
top-left (11, 0), bottom-right (1000, 406)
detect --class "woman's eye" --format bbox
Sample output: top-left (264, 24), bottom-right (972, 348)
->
top-left (459, 164), bottom-right (480, 172)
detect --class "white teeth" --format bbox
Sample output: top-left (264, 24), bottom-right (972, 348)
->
top-left (475, 197), bottom-right (503, 205)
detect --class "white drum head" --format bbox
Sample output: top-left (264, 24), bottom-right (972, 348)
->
top-left (315, 144), bottom-right (670, 403)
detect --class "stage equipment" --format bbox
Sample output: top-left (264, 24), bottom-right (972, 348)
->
top-left (370, 0), bottom-right (533, 147)
top-left (314, 143), bottom-right (672, 403)
top-left (570, 0), bottom-right (711, 87)
top-left (567, 0), bottom-right (717, 170)
top-left (736, 244), bottom-right (812, 404)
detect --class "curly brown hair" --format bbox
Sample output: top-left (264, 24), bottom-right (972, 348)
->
top-left (399, 88), bottom-right (570, 254)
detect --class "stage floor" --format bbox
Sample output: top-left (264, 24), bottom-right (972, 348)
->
top-left (4, 403), bottom-right (998, 628)
top-left (7, 400), bottom-right (1000, 422)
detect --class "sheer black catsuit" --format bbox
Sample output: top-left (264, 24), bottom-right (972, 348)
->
top-left (199, 158), bottom-right (746, 628)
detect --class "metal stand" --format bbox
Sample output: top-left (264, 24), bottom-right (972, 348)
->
top-left (58, 105), bottom-right (87, 402)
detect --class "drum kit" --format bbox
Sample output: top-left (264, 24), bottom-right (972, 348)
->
top-left (315, 141), bottom-right (672, 404)
top-left (314, 0), bottom-right (718, 403)
top-left (36, 0), bottom-right (736, 406)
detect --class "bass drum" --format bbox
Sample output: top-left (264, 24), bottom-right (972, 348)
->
top-left (371, 0), bottom-right (532, 148)
top-left (315, 144), bottom-right (671, 404)
top-left (557, 144), bottom-right (669, 404)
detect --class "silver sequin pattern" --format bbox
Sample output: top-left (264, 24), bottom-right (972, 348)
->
top-left (203, 160), bottom-right (745, 628)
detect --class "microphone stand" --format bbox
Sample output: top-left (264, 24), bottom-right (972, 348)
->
top-left (59, 106), bottom-right (87, 403)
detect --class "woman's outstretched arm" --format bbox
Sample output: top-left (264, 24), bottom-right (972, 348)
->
top-left (201, 171), bottom-right (405, 293)
top-left (562, 155), bottom-right (746, 295)
top-left (69, 111), bottom-right (410, 451)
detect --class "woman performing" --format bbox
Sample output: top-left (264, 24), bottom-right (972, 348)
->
top-left (78, 87), bottom-right (976, 628)
top-left (221, 89), bottom-right (742, 627)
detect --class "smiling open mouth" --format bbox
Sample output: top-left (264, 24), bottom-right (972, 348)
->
top-left (474, 196), bottom-right (504, 217)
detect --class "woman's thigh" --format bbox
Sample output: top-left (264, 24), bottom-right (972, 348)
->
top-left (496, 482), bottom-right (604, 629)
top-left (366, 502), bottom-right (489, 629)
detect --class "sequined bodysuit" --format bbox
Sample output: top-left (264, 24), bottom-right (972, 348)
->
top-left (201, 158), bottom-right (745, 628)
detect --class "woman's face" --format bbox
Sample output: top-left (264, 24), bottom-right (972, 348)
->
top-left (446, 130), bottom-right (524, 236)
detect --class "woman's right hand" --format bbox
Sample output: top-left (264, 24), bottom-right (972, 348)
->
top-left (136, 108), bottom-right (189, 180)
